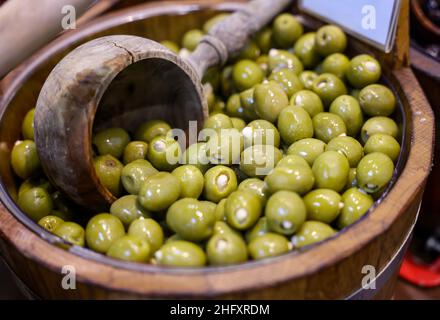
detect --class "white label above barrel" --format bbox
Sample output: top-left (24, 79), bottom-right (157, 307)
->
top-left (298, 0), bottom-right (402, 53)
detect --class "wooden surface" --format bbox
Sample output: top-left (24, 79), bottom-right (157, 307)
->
top-left (0, 1), bottom-right (434, 299)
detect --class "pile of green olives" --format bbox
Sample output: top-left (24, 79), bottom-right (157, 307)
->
top-left (10, 13), bottom-right (401, 268)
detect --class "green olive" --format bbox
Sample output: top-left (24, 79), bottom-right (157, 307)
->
top-left (205, 128), bottom-right (243, 165)
top-left (312, 151), bottom-right (350, 192)
top-left (203, 13), bottom-right (229, 33)
top-left (304, 189), bottom-right (343, 223)
top-left (329, 95), bottom-right (364, 137)
top-left (207, 232), bottom-right (248, 265)
top-left (230, 117), bottom-right (246, 131)
top-left (85, 213), bottom-right (125, 253)
top-left (221, 65), bottom-right (235, 98)
top-left (242, 119), bottom-right (280, 149)
top-left (315, 25), bottom-right (347, 56)
top-left (135, 120), bottom-right (171, 143)
top-left (238, 178), bottom-right (268, 205)
top-left (287, 138), bottom-right (326, 166)
top-left (171, 165), bottom-right (204, 199)
top-left (272, 13), bottom-right (303, 48)
top-left (128, 217), bottom-right (164, 253)
top-left (276, 154), bottom-right (310, 168)
top-left (110, 195), bottom-right (151, 228)
top-left (182, 142), bottom-right (210, 174)
top-left (248, 233), bottom-right (290, 260)
top-left (232, 59), bottom-right (264, 91)
top-left (359, 84), bottom-right (396, 117)
top-left (240, 145), bottom-right (283, 178)
top-left (245, 217), bottom-right (270, 242)
top-left (53, 222), bottom-right (85, 247)
top-left (160, 40), bottom-right (180, 54)
top-left (203, 165), bottom-right (238, 203)
top-left (312, 112), bottom-right (347, 143)
top-left (147, 135), bottom-right (182, 171)
top-left (18, 187), bottom-right (53, 222)
top-left (294, 32), bottom-right (320, 68)
top-left (361, 116), bottom-right (399, 144)
top-left (254, 81), bottom-right (289, 123)
top-left (107, 235), bottom-right (151, 262)
top-left (18, 176), bottom-right (52, 198)
top-left (321, 53), bottom-right (350, 79)
top-left (278, 106), bottom-right (314, 145)
top-left (237, 40), bottom-right (261, 60)
top-left (356, 152), bottom-right (394, 194)
top-left (290, 90), bottom-right (324, 118)
top-left (346, 168), bottom-right (357, 190)
top-left (215, 199), bottom-right (227, 221)
top-left (268, 49), bottom-right (304, 74)
top-left (312, 73), bottom-right (347, 106)
top-left (38, 215), bottom-right (64, 233)
top-left (292, 221), bottom-right (336, 248)
top-left (265, 190), bottom-right (306, 235)
top-left (256, 28), bottom-right (273, 54)
top-left (182, 29), bottom-right (204, 51)
top-left (122, 141), bottom-right (149, 164)
top-left (22, 108), bottom-right (35, 140)
top-left (121, 159), bottom-right (158, 195)
top-left (346, 54), bottom-right (381, 89)
top-left (154, 240), bottom-right (206, 267)
top-left (138, 172), bottom-right (181, 212)
top-left (204, 113), bottom-right (233, 131)
top-left (326, 136), bottom-right (364, 167)
top-left (364, 134), bottom-right (401, 162)
top-left (93, 128), bottom-right (130, 158)
top-left (94, 155), bottom-right (123, 197)
top-left (265, 164), bottom-right (314, 195)
top-left (11, 140), bottom-right (41, 179)
top-left (338, 188), bottom-right (374, 229)
top-left (299, 71), bottom-right (318, 90)
top-left (225, 190), bottom-right (262, 230)
top-left (239, 88), bottom-right (259, 122)
top-left (269, 68), bottom-right (304, 98)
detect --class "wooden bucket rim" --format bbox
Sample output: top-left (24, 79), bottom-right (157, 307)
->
top-left (0, 0), bottom-right (434, 296)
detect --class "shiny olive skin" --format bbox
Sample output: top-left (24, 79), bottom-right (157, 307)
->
top-left (204, 113), bottom-right (233, 131)
top-left (312, 112), bottom-right (347, 143)
top-left (290, 90), bottom-right (324, 118)
top-left (312, 151), bottom-right (350, 192)
top-left (93, 128), bottom-right (130, 159)
top-left (110, 195), bottom-right (151, 228)
top-left (326, 136), bottom-right (364, 167)
top-left (338, 188), bottom-right (374, 229)
top-left (121, 159), bottom-right (158, 195)
top-left (304, 189), bottom-right (342, 223)
top-left (167, 198), bottom-right (216, 242)
top-left (321, 53), bottom-right (350, 79)
top-left (182, 142), bottom-right (210, 174)
top-left (138, 172), bottom-right (181, 212)
top-left (292, 221), bottom-right (336, 248)
top-left (346, 54), bottom-right (382, 89)
top-left (128, 218), bottom-right (164, 253)
top-left (265, 191), bottom-right (306, 235)
top-left (85, 213), bottom-right (125, 253)
top-left (207, 231), bottom-right (248, 265)
top-left (287, 138), bottom-right (327, 166)
top-left (22, 108), bottom-right (35, 140)
top-left (203, 13), bottom-right (229, 33)
top-left (277, 106), bottom-right (314, 145)
top-left (232, 59), bottom-right (264, 91)
top-left (315, 25), bottom-right (347, 56)
top-left (312, 73), bottom-right (348, 107)
top-left (358, 84), bottom-right (396, 117)
top-left (346, 168), bottom-right (358, 190)
top-left (204, 165), bottom-right (238, 203)
top-left (18, 187), bottom-right (53, 222)
top-left (294, 32), bottom-right (320, 68)
top-left (238, 178), bottom-right (268, 205)
top-left (237, 40), bottom-right (261, 60)
top-left (135, 120), bottom-right (171, 143)
top-left (356, 152), bottom-right (394, 194)
top-left (53, 222), bottom-right (85, 247)
top-left (147, 135), bottom-right (182, 171)
top-left (242, 119), bottom-right (281, 149)
top-left (215, 199), bottom-right (227, 221)
top-left (265, 164), bottom-right (315, 195)
top-left (225, 190), bottom-right (262, 230)
top-left (269, 68), bottom-right (304, 98)
top-left (18, 176), bottom-right (52, 198)
top-left (123, 141), bottom-right (149, 164)
top-left (364, 134), bottom-right (401, 162)
top-left (299, 71), bottom-right (318, 90)
top-left (239, 88), bottom-right (259, 121)
top-left (94, 155), bottom-right (123, 197)
top-left (154, 240), bottom-right (206, 267)
top-left (245, 217), bottom-right (269, 242)
top-left (361, 116), bottom-right (399, 144)
top-left (248, 233), bottom-right (290, 260)
top-left (329, 95), bottom-right (364, 137)
top-left (160, 40), bottom-right (180, 54)
top-left (268, 49), bottom-right (304, 74)
top-left (276, 155), bottom-right (310, 169)
top-left (272, 13), bottom-right (303, 48)
top-left (182, 29), bottom-right (204, 51)
top-left (11, 140), bottom-right (41, 179)
top-left (240, 145), bottom-right (283, 178)
top-left (256, 28), bottom-right (273, 54)
top-left (107, 235), bottom-right (151, 262)
top-left (38, 215), bottom-right (64, 233)
top-left (257, 55), bottom-right (270, 77)
top-left (230, 117), bottom-right (246, 131)
top-left (254, 81), bottom-right (289, 123)
top-left (171, 165), bottom-right (204, 199)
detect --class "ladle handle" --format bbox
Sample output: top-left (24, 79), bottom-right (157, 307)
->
top-left (188, 0), bottom-right (291, 77)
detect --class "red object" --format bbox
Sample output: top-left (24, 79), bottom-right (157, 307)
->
top-left (400, 252), bottom-right (440, 287)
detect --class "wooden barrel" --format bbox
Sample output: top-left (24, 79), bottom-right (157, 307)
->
top-left (0, 0), bottom-right (434, 299)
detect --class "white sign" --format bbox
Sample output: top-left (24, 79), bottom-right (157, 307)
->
top-left (298, 0), bottom-right (402, 53)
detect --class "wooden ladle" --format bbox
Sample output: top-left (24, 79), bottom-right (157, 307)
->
top-left (34, 0), bottom-right (291, 212)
